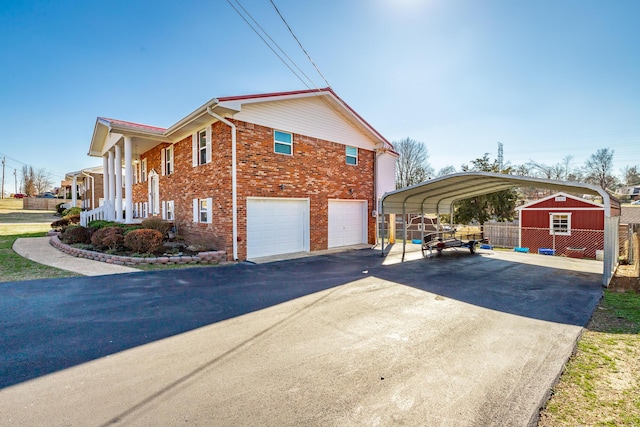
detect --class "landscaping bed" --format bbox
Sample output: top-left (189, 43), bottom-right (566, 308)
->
top-left (50, 234), bottom-right (226, 266)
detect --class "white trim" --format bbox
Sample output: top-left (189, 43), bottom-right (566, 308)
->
top-left (141, 158), bottom-right (147, 182)
top-left (192, 132), bottom-right (198, 167)
top-left (549, 212), bottom-right (572, 236)
top-left (346, 146), bottom-right (358, 165)
top-left (206, 125), bottom-right (212, 163)
top-left (516, 191), bottom-right (604, 211)
top-left (274, 130), bottom-right (293, 156)
top-left (193, 199), bottom-right (199, 222)
top-left (206, 197), bottom-right (213, 224)
top-left (518, 207), bottom-right (604, 211)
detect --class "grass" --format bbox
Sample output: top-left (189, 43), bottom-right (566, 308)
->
top-left (0, 199), bottom-right (81, 282)
top-left (538, 290), bottom-right (640, 426)
top-left (0, 198), bottom-right (221, 278)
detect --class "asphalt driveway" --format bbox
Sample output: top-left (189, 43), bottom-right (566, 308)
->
top-left (0, 247), bottom-right (602, 426)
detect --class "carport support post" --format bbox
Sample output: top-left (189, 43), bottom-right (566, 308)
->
top-left (402, 203), bottom-right (406, 261)
top-left (380, 203), bottom-right (386, 256)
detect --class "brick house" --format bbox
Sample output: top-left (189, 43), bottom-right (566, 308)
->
top-left (83, 88), bottom-right (397, 260)
top-left (64, 166), bottom-right (104, 210)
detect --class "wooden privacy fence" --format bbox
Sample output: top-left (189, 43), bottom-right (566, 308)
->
top-left (483, 222), bottom-right (519, 248)
top-left (23, 198), bottom-right (75, 211)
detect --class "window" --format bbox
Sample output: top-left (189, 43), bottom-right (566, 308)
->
top-left (141, 202), bottom-right (148, 218)
top-left (550, 213), bottom-right (571, 235)
top-left (141, 159), bottom-right (147, 182)
top-left (162, 146), bottom-right (173, 175)
top-left (199, 130), bottom-right (207, 165)
top-left (193, 198), bottom-right (212, 224)
top-left (346, 146), bottom-right (358, 165)
top-left (162, 200), bottom-right (174, 221)
top-left (200, 199), bottom-right (207, 222)
top-left (193, 126), bottom-right (211, 166)
top-left (274, 130), bottom-right (292, 155)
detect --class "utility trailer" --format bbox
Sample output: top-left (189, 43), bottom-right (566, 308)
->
top-left (421, 229), bottom-right (487, 257)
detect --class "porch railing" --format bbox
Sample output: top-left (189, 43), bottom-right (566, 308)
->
top-left (80, 200), bottom-right (114, 226)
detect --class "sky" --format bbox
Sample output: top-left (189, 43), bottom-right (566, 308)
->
top-left (1, 0), bottom-right (639, 192)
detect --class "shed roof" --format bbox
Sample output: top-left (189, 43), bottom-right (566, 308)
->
top-left (381, 172), bottom-right (619, 217)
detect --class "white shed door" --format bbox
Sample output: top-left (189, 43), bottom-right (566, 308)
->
top-left (247, 198), bottom-right (309, 259)
top-left (328, 200), bottom-right (367, 248)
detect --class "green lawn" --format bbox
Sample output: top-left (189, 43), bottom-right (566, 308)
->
top-left (539, 291), bottom-right (640, 426)
top-left (0, 232), bottom-right (80, 283)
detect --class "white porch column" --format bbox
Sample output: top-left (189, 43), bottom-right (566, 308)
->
top-left (115, 144), bottom-right (123, 221)
top-left (102, 156), bottom-right (109, 205)
top-left (124, 136), bottom-right (133, 223)
top-left (71, 176), bottom-right (77, 207)
top-left (107, 150), bottom-right (116, 220)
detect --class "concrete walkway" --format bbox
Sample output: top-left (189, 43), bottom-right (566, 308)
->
top-left (13, 236), bottom-right (140, 276)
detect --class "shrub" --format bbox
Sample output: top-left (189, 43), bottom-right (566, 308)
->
top-left (124, 229), bottom-right (164, 254)
top-left (91, 227), bottom-right (125, 251)
top-left (88, 220), bottom-right (118, 229)
top-left (60, 225), bottom-right (92, 245)
top-left (65, 213), bottom-right (81, 225)
top-left (62, 206), bottom-right (82, 217)
top-left (51, 218), bottom-right (70, 230)
top-left (55, 202), bottom-right (67, 215)
top-left (140, 217), bottom-right (172, 237)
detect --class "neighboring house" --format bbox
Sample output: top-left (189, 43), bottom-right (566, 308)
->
top-left (64, 166), bottom-right (104, 210)
top-left (516, 192), bottom-right (610, 258)
top-left (616, 185), bottom-right (640, 201)
top-left (83, 88), bottom-right (397, 260)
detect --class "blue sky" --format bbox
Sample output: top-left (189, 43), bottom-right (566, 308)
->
top-left (1, 0), bottom-right (639, 189)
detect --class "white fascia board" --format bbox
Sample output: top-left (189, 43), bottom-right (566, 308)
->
top-left (101, 132), bottom-right (124, 156)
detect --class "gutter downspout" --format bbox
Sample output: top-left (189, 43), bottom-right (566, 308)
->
top-left (80, 171), bottom-right (95, 210)
top-left (206, 104), bottom-right (238, 261)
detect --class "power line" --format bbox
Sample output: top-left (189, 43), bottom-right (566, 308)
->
top-left (231, 0), bottom-right (317, 89)
top-left (268, 0), bottom-right (332, 88)
top-left (225, 0), bottom-right (314, 90)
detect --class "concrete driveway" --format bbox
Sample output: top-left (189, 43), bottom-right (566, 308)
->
top-left (0, 247), bottom-right (602, 426)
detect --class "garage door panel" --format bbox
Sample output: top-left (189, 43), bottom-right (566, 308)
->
top-left (328, 200), bottom-right (367, 248)
top-left (247, 199), bottom-right (309, 258)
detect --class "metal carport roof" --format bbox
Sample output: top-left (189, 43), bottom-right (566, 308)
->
top-left (379, 172), bottom-right (620, 286)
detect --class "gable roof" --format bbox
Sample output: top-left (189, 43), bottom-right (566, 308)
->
top-left (515, 192), bottom-right (604, 211)
top-left (89, 88), bottom-right (394, 157)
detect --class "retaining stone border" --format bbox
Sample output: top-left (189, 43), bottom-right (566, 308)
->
top-left (49, 235), bottom-right (227, 266)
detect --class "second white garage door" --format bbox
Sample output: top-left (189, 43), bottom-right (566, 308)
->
top-left (328, 200), bottom-right (368, 248)
top-left (246, 198), bottom-right (309, 259)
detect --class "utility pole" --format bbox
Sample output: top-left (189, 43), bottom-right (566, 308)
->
top-left (1, 157), bottom-right (5, 199)
top-left (13, 169), bottom-right (17, 194)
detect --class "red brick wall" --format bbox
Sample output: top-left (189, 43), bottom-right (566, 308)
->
top-left (132, 119), bottom-right (376, 260)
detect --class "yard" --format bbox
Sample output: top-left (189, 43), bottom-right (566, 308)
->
top-left (1, 198), bottom-right (639, 424)
top-left (0, 199), bottom-right (79, 282)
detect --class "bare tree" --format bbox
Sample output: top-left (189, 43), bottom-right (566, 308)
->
top-left (584, 148), bottom-right (618, 190)
top-left (436, 165), bottom-right (457, 177)
top-left (21, 166), bottom-right (36, 196)
top-left (34, 168), bottom-right (53, 195)
top-left (394, 137), bottom-right (434, 189)
top-left (622, 165), bottom-right (640, 186)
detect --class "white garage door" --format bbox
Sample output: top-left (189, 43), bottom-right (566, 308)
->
top-left (328, 200), bottom-right (367, 248)
top-left (247, 198), bottom-right (309, 259)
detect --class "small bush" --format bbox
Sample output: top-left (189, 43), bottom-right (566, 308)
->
top-left (140, 217), bottom-right (172, 237)
top-left (51, 218), bottom-right (70, 230)
top-left (55, 202), bottom-right (67, 215)
top-left (62, 206), bottom-right (82, 217)
top-left (65, 213), bottom-right (81, 225)
top-left (91, 227), bottom-right (125, 251)
top-left (60, 225), bottom-right (92, 245)
top-left (88, 220), bottom-right (118, 229)
top-left (124, 229), bottom-right (164, 254)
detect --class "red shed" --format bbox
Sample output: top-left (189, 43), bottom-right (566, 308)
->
top-left (516, 192), bottom-right (604, 258)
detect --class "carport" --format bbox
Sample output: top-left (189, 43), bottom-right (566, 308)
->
top-left (380, 172), bottom-right (620, 286)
